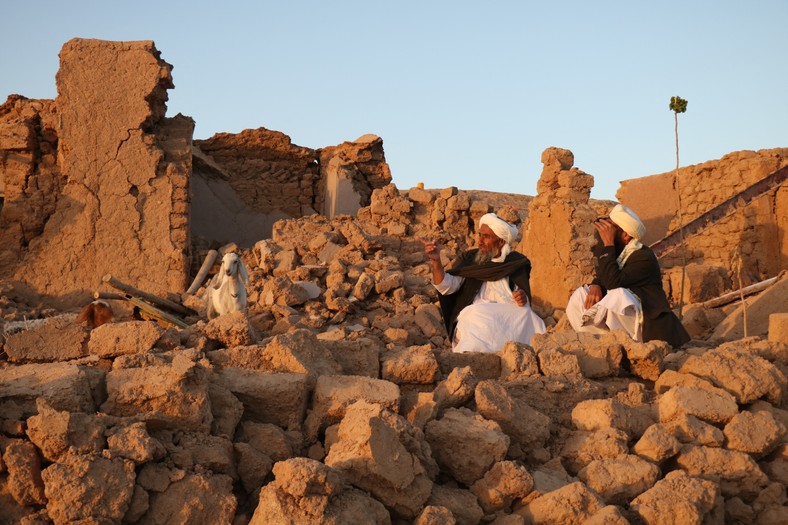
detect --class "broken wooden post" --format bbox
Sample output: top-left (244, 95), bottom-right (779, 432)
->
top-left (701, 274), bottom-right (781, 309)
top-left (125, 295), bottom-right (190, 329)
top-left (102, 274), bottom-right (195, 317)
top-left (93, 291), bottom-right (125, 301)
top-left (185, 249), bottom-right (219, 295)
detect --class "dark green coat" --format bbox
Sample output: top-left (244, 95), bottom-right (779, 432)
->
top-left (592, 243), bottom-right (690, 348)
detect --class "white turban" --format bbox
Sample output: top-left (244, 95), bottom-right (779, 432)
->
top-left (479, 213), bottom-right (519, 245)
top-left (609, 204), bottom-right (646, 240)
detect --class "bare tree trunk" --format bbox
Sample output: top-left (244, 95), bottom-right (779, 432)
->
top-left (731, 251), bottom-right (748, 338)
top-left (675, 111), bottom-right (687, 319)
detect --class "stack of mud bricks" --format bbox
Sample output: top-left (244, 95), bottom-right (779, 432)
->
top-left (769, 313), bottom-right (788, 343)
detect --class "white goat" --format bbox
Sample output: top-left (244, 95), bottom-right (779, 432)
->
top-left (205, 252), bottom-right (250, 320)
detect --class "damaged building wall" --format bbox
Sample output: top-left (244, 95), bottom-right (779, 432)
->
top-left (192, 130), bottom-right (392, 248)
top-left (191, 128), bottom-right (318, 249)
top-left (618, 148), bottom-right (788, 290)
top-left (613, 170), bottom-right (677, 247)
top-left (0, 96), bottom-right (62, 276)
top-left (0, 38), bottom-right (395, 306)
top-left (319, 133), bottom-right (393, 220)
top-left (3, 38), bottom-right (193, 304)
top-left (194, 128), bottom-right (322, 220)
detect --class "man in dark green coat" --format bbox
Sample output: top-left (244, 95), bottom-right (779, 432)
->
top-left (567, 204), bottom-right (690, 348)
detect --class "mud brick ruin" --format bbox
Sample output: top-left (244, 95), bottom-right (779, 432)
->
top-left (0, 38), bottom-right (787, 525)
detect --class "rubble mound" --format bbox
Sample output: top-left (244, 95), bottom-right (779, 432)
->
top-left (2, 183), bottom-right (786, 525)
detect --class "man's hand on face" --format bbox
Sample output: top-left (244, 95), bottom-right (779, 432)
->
top-left (585, 284), bottom-right (603, 309)
top-left (593, 218), bottom-right (617, 247)
top-left (418, 238), bottom-right (441, 262)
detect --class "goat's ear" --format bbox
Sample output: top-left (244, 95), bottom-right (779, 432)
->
top-left (239, 260), bottom-right (250, 284)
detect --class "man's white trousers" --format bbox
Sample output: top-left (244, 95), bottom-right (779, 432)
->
top-left (566, 285), bottom-right (643, 341)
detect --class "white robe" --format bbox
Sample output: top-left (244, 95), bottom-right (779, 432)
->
top-left (434, 272), bottom-right (546, 353)
top-left (566, 285), bottom-right (643, 341)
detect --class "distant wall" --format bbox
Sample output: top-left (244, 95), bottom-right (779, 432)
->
top-left (616, 172), bottom-right (677, 246)
top-left (192, 131), bottom-right (392, 248)
top-left (194, 128), bottom-right (322, 221)
top-left (190, 164), bottom-right (290, 249)
top-left (618, 148), bottom-right (788, 287)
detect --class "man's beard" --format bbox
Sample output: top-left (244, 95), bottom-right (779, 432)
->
top-left (474, 249), bottom-right (495, 264)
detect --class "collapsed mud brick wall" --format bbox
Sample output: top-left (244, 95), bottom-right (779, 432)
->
top-left (192, 130), bottom-right (391, 248)
top-left (1, 39), bottom-right (194, 304)
top-left (319, 133), bottom-right (392, 219)
top-left (191, 128), bottom-right (321, 249)
top-left (0, 96), bottom-right (61, 276)
top-left (618, 149), bottom-right (788, 288)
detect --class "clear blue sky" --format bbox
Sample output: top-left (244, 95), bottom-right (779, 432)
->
top-left (2, 1), bottom-right (786, 200)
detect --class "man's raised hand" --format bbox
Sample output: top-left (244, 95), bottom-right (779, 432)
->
top-left (593, 218), bottom-right (617, 247)
top-left (418, 238), bottom-right (441, 262)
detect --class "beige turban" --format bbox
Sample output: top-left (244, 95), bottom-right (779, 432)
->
top-left (609, 204), bottom-right (646, 240)
top-left (479, 213), bottom-right (519, 245)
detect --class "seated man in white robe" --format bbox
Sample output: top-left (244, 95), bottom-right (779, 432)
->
top-left (420, 213), bottom-right (546, 353)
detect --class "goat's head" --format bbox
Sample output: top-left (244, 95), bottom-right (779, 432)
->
top-left (220, 252), bottom-right (250, 285)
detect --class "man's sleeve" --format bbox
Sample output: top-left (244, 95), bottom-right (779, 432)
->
top-left (589, 237), bottom-right (606, 289)
top-left (511, 261), bottom-right (533, 302)
top-left (434, 272), bottom-right (463, 295)
top-left (595, 247), bottom-right (654, 290)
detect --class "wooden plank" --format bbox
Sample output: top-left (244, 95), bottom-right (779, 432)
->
top-left (93, 291), bottom-right (125, 301)
top-left (185, 249), bottom-right (218, 295)
top-left (102, 274), bottom-right (195, 317)
top-left (125, 295), bottom-right (191, 329)
top-left (702, 275), bottom-right (781, 308)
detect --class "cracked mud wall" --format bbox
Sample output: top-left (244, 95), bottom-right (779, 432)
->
top-left (1, 38), bottom-right (393, 304)
top-left (10, 39), bottom-right (192, 303)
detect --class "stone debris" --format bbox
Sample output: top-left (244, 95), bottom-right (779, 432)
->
top-left (629, 470), bottom-right (722, 525)
top-left (1, 37), bottom-right (787, 525)
top-left (1, 189), bottom-right (786, 522)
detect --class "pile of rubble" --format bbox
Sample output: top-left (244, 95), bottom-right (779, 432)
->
top-left (1, 184), bottom-right (786, 525)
